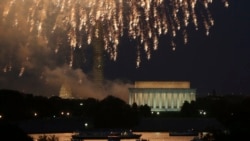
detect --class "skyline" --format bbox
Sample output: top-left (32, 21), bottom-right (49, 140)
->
top-left (0, 0), bottom-right (249, 102)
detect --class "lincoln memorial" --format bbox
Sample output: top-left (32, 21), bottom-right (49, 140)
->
top-left (128, 81), bottom-right (196, 112)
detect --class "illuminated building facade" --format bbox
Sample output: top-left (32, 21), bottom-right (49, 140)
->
top-left (129, 81), bottom-right (196, 112)
top-left (91, 22), bottom-right (104, 86)
top-left (59, 83), bottom-right (73, 99)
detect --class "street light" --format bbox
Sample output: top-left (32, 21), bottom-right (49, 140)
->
top-left (84, 123), bottom-right (88, 128)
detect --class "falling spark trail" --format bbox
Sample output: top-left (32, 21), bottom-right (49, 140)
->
top-left (0, 0), bottom-right (229, 73)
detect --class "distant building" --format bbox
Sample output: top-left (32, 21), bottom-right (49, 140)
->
top-left (128, 81), bottom-right (196, 112)
top-left (91, 23), bottom-right (105, 86)
top-left (59, 83), bottom-right (73, 99)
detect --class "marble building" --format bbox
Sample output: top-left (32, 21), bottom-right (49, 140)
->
top-left (59, 83), bottom-right (73, 99)
top-left (128, 81), bottom-right (196, 112)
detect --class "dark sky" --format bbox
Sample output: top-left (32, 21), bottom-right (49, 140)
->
top-left (105, 0), bottom-right (250, 96)
top-left (0, 0), bottom-right (249, 101)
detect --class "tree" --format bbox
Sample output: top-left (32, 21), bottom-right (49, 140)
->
top-left (180, 101), bottom-right (198, 117)
top-left (138, 104), bottom-right (151, 117)
top-left (94, 95), bottom-right (138, 128)
top-left (0, 122), bottom-right (33, 141)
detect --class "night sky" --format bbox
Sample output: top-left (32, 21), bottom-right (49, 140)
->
top-left (105, 0), bottom-right (250, 96)
top-left (0, 0), bottom-right (249, 101)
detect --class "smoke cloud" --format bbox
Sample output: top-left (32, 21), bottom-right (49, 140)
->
top-left (0, 0), bottom-right (133, 102)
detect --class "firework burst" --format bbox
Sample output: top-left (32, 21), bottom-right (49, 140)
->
top-left (0, 0), bottom-right (229, 75)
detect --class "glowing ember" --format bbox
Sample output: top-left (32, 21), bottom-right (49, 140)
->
top-left (0, 0), bottom-right (229, 74)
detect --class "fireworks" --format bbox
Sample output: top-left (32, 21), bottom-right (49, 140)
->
top-left (0, 0), bottom-right (229, 74)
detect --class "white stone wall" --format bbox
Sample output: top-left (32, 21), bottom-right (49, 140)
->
top-left (129, 89), bottom-right (196, 112)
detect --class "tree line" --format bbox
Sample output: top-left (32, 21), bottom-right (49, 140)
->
top-left (0, 89), bottom-right (150, 128)
top-left (1, 89), bottom-right (250, 140)
top-left (1, 89), bottom-right (250, 134)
